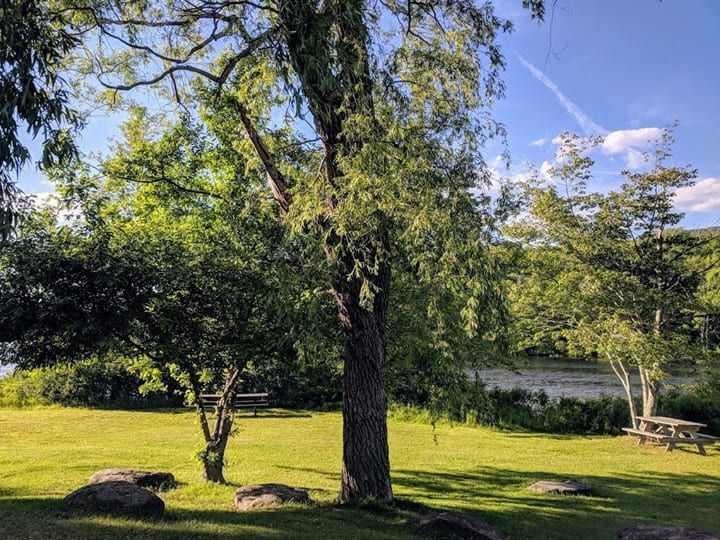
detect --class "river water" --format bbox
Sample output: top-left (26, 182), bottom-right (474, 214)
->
top-left (0, 358), bottom-right (700, 401)
top-left (475, 357), bottom-right (698, 400)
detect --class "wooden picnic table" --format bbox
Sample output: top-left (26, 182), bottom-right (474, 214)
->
top-left (622, 415), bottom-right (718, 455)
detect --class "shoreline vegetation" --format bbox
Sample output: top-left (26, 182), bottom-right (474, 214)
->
top-left (2, 361), bottom-right (718, 437)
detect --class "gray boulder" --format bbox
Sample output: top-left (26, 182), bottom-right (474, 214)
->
top-left (618, 525), bottom-right (718, 540)
top-left (63, 481), bottom-right (165, 518)
top-left (528, 479), bottom-right (592, 496)
top-left (234, 483), bottom-right (311, 510)
top-left (411, 511), bottom-right (508, 540)
top-left (89, 468), bottom-right (175, 491)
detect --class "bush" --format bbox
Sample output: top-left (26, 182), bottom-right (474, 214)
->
top-left (0, 369), bottom-right (49, 407)
top-left (0, 357), bottom-right (179, 408)
top-left (392, 372), bottom-right (720, 436)
top-left (658, 372), bottom-right (720, 436)
top-left (395, 380), bottom-right (631, 435)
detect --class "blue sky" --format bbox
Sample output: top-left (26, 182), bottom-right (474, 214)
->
top-left (490, 0), bottom-right (720, 228)
top-left (18, 0), bottom-right (720, 228)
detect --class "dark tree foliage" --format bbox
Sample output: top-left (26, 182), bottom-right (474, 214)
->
top-left (0, 226), bottom-right (149, 363)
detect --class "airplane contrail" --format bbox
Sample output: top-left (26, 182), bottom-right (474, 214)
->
top-left (516, 52), bottom-right (608, 136)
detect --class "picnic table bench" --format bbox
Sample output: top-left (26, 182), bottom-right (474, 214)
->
top-left (622, 415), bottom-right (718, 455)
top-left (189, 392), bottom-right (270, 416)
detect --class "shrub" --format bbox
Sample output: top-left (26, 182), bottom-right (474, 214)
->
top-left (0, 356), bottom-right (179, 408)
top-left (0, 369), bottom-right (49, 407)
top-left (392, 373), bottom-right (720, 436)
top-left (397, 380), bottom-right (631, 435)
top-left (658, 372), bottom-right (720, 436)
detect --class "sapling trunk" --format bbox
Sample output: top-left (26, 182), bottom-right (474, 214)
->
top-left (609, 357), bottom-right (638, 429)
top-left (639, 365), bottom-right (659, 417)
top-left (190, 369), bottom-right (241, 484)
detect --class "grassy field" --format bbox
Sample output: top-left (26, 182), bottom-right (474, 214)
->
top-left (0, 408), bottom-right (718, 539)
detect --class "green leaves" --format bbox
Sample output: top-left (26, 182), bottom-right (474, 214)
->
top-left (0, 0), bottom-right (82, 239)
top-left (507, 125), bottom-right (719, 377)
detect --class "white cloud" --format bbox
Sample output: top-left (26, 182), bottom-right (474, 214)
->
top-left (539, 160), bottom-right (553, 181)
top-left (32, 191), bottom-right (58, 206)
top-left (674, 177), bottom-right (720, 212)
top-left (516, 53), bottom-right (607, 136)
top-left (601, 127), bottom-right (662, 154)
top-left (515, 54), bottom-right (665, 172)
top-left (600, 127), bottom-right (662, 170)
top-left (514, 54), bottom-right (666, 172)
top-left (625, 149), bottom-right (646, 170)
top-left (30, 191), bottom-right (79, 222)
top-left (489, 154), bottom-right (506, 169)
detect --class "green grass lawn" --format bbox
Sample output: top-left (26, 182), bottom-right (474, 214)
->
top-left (0, 408), bottom-right (718, 539)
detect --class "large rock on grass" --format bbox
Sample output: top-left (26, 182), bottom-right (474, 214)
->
top-left (618, 525), bottom-right (718, 540)
top-left (234, 483), bottom-right (311, 510)
top-left (90, 468), bottom-right (175, 491)
top-left (528, 479), bottom-right (592, 496)
top-left (411, 511), bottom-right (508, 540)
top-left (63, 481), bottom-right (165, 518)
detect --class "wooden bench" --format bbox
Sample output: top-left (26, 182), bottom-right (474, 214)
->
top-left (192, 392), bottom-right (270, 416)
top-left (622, 425), bottom-right (719, 455)
top-left (622, 427), bottom-right (669, 442)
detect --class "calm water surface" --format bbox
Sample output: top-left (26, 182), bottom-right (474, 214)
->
top-left (475, 357), bottom-right (698, 400)
top-left (1, 359), bottom-right (700, 402)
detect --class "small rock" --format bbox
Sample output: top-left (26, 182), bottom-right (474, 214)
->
top-left (63, 481), bottom-right (165, 518)
top-left (234, 483), bottom-right (311, 510)
top-left (618, 525), bottom-right (718, 540)
top-left (528, 479), bottom-right (592, 496)
top-left (412, 511), bottom-right (508, 540)
top-left (89, 468), bottom-right (176, 491)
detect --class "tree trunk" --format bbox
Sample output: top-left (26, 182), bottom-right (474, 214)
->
top-left (202, 415), bottom-right (232, 483)
top-left (609, 357), bottom-right (638, 428)
top-left (189, 369), bottom-right (240, 484)
top-left (334, 256), bottom-right (393, 505)
top-left (639, 366), bottom-right (659, 417)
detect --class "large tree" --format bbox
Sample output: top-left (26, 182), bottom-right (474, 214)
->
top-left (48, 0), bottom-right (544, 503)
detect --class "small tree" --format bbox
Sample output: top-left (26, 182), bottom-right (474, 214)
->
top-left (0, 115), bottom-right (296, 482)
top-left (507, 127), bottom-right (719, 426)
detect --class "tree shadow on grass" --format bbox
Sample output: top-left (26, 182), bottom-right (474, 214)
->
top-left (236, 409), bottom-right (313, 419)
top-left (390, 466), bottom-right (720, 539)
top-left (3, 467), bottom-right (719, 540)
top-left (0, 495), bottom-right (416, 540)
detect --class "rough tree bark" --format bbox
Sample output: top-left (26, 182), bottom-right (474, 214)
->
top-left (272, 0), bottom-right (394, 504)
top-left (334, 248), bottom-right (393, 504)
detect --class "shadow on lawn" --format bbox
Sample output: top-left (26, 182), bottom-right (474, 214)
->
top-left (69, 408), bottom-right (313, 419)
top-left (391, 466), bottom-right (720, 538)
top-left (2, 467), bottom-right (718, 539)
top-left (0, 495), bottom-right (415, 540)
top-left (267, 462), bottom-right (720, 538)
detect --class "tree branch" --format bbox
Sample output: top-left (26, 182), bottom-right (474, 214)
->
top-left (226, 95), bottom-right (291, 215)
